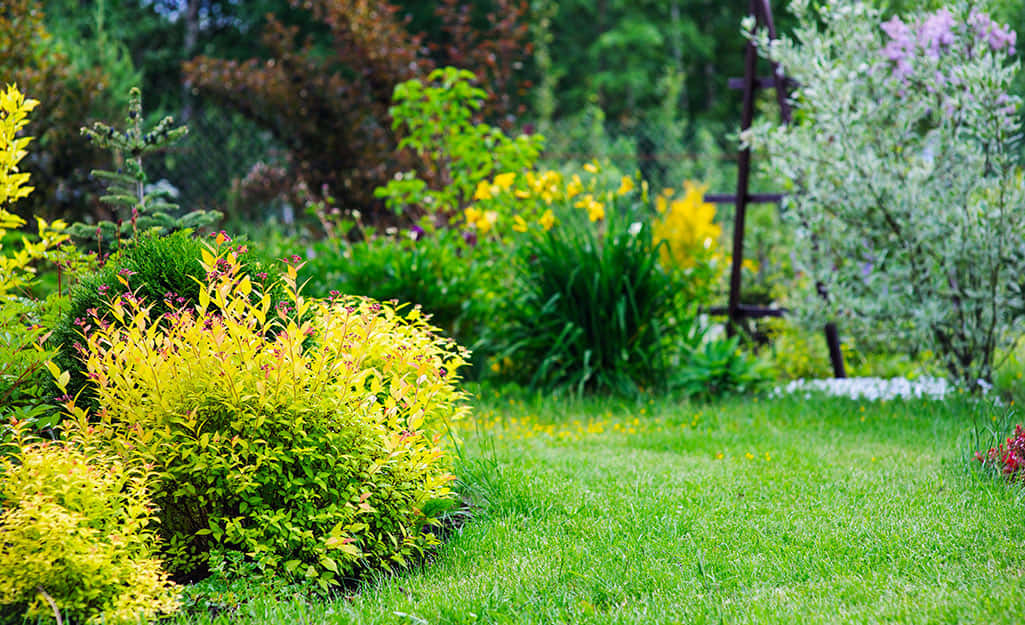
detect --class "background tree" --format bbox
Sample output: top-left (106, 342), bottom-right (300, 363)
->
top-left (0, 0), bottom-right (119, 222)
top-left (182, 0), bottom-right (532, 223)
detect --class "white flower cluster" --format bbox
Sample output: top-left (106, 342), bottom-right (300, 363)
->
top-left (770, 376), bottom-right (953, 401)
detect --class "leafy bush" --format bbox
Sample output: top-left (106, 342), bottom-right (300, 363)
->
top-left (745, 2), bottom-right (1025, 390)
top-left (0, 423), bottom-right (179, 624)
top-left (302, 227), bottom-right (502, 373)
top-left (66, 246), bottom-right (469, 586)
top-left (377, 66), bottom-right (545, 227)
top-left (651, 181), bottom-right (727, 306)
top-left (491, 197), bottom-right (684, 395)
top-left (50, 230), bottom-right (281, 402)
top-left (0, 84), bottom-right (91, 426)
top-left (677, 333), bottom-right (767, 401)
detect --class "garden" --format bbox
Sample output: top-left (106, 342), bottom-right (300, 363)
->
top-left (3, 0), bottom-right (1025, 623)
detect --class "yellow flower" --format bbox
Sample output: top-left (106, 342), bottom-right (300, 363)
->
top-left (494, 172), bottom-right (516, 190)
top-left (464, 206), bottom-right (482, 225)
top-left (566, 174), bottom-right (583, 199)
top-left (512, 215), bottom-right (528, 233)
top-left (539, 209), bottom-right (556, 231)
top-left (477, 210), bottom-right (498, 234)
top-left (473, 180), bottom-right (493, 201)
top-left (652, 180), bottom-right (720, 269)
top-left (616, 176), bottom-right (635, 196)
top-left (583, 161), bottom-right (599, 174)
top-left (514, 189), bottom-right (531, 199)
top-left (576, 194), bottom-right (604, 222)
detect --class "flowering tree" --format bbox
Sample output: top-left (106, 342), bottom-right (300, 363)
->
top-left (745, 0), bottom-right (1024, 390)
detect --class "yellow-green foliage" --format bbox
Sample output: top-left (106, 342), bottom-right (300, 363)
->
top-left (0, 425), bottom-right (179, 624)
top-left (68, 243), bottom-right (470, 585)
top-left (0, 83), bottom-right (69, 297)
top-left (0, 83), bottom-right (36, 207)
top-left (764, 318), bottom-right (836, 380)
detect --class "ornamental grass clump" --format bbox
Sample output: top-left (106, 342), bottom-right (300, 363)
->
top-left (745, 0), bottom-right (1024, 390)
top-left (62, 242), bottom-right (469, 587)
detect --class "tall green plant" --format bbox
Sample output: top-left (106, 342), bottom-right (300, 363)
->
top-left (377, 66), bottom-right (545, 228)
top-left (745, 1), bottom-right (1024, 390)
top-left (493, 204), bottom-right (685, 396)
top-left (70, 87), bottom-right (220, 247)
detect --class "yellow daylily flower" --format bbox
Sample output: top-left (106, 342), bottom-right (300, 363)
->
top-left (464, 206), bottom-right (483, 225)
top-left (583, 161), bottom-right (599, 174)
top-left (566, 174), bottom-right (583, 199)
top-left (616, 176), bottom-right (635, 196)
top-left (473, 180), bottom-right (493, 201)
top-left (494, 172), bottom-right (516, 190)
top-left (539, 209), bottom-right (556, 231)
top-left (477, 210), bottom-right (499, 234)
top-left (512, 215), bottom-right (528, 233)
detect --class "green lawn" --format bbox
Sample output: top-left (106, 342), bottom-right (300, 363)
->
top-left (175, 391), bottom-right (1025, 624)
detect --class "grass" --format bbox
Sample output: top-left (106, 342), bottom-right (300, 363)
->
top-left (172, 390), bottom-right (1025, 624)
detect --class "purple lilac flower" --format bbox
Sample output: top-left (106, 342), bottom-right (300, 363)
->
top-left (917, 8), bottom-right (955, 58)
top-left (881, 15), bottom-right (914, 80)
top-left (970, 11), bottom-right (1016, 54)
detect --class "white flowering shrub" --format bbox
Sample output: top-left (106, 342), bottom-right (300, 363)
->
top-left (744, 0), bottom-right (1024, 390)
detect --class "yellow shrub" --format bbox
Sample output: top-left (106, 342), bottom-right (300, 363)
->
top-left (652, 181), bottom-right (722, 269)
top-left (0, 427), bottom-right (179, 624)
top-left (0, 84), bottom-right (68, 297)
top-left (67, 245), bottom-right (470, 585)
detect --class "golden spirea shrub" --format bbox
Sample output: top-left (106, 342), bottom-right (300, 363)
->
top-left (0, 427), bottom-right (179, 624)
top-left (68, 244), bottom-right (470, 586)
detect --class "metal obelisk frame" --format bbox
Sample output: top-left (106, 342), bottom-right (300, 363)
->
top-left (706, 0), bottom-right (846, 378)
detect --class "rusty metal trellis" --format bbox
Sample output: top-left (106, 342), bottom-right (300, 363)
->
top-left (705, 0), bottom-right (846, 378)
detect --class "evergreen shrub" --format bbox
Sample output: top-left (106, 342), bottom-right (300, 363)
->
top-left (65, 245), bottom-right (469, 586)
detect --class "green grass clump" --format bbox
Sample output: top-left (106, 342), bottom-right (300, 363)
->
top-left (167, 391), bottom-right (1025, 625)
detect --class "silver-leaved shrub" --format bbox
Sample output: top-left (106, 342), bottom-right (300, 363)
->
top-left (744, 0), bottom-right (1023, 390)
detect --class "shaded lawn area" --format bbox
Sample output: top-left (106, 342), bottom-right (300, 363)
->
top-left (176, 393), bottom-right (1025, 625)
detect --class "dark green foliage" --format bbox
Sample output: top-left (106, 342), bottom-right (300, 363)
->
top-left (301, 228), bottom-right (502, 375)
top-left (49, 230), bottom-right (281, 402)
top-left (0, 294), bottom-right (63, 430)
top-left (492, 211), bottom-right (685, 395)
top-left (676, 334), bottom-right (766, 401)
top-left (69, 87), bottom-right (220, 247)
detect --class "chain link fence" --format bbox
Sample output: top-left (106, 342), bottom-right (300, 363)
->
top-left (145, 99), bottom-right (756, 224)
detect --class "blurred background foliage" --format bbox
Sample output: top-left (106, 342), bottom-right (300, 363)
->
top-left (20, 0), bottom-right (1023, 228)
top-left (5, 0), bottom-right (1025, 392)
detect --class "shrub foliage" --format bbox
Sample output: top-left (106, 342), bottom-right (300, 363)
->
top-left (0, 425), bottom-right (179, 624)
top-left (67, 244), bottom-right (469, 585)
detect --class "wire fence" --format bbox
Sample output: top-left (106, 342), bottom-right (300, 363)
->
top-left (144, 100), bottom-right (750, 223)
